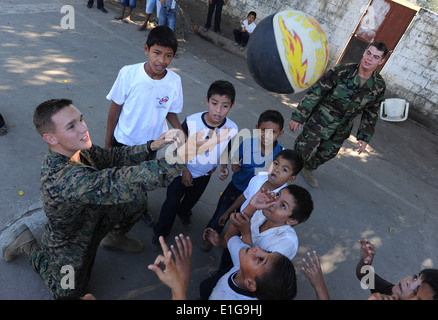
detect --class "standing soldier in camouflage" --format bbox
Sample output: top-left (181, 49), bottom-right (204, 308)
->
top-left (1, 99), bottom-right (228, 299)
top-left (289, 41), bottom-right (388, 188)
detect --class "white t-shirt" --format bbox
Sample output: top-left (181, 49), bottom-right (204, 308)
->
top-left (209, 236), bottom-right (258, 300)
top-left (184, 112), bottom-right (238, 178)
top-left (242, 19), bottom-right (256, 34)
top-left (250, 210), bottom-right (298, 260)
top-left (241, 174), bottom-right (287, 211)
top-left (107, 62), bottom-right (183, 146)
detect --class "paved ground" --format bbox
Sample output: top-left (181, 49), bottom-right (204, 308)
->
top-left (0, 0), bottom-right (437, 302)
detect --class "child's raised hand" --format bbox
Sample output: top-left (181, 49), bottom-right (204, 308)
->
top-left (230, 212), bottom-right (251, 238)
top-left (248, 188), bottom-right (277, 210)
top-left (358, 239), bottom-right (376, 265)
top-left (302, 251), bottom-right (330, 300)
top-left (148, 236), bottom-right (186, 299)
top-left (170, 234), bottom-right (192, 294)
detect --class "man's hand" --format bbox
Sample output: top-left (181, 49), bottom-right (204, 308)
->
top-left (357, 140), bottom-right (368, 154)
top-left (288, 119), bottom-right (302, 132)
top-left (150, 129), bottom-right (183, 151)
top-left (177, 127), bottom-right (231, 163)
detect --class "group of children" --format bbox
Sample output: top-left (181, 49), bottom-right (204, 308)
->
top-left (102, 24), bottom-right (317, 299)
top-left (104, 25), bottom-right (438, 301)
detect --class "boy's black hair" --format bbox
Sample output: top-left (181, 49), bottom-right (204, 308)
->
top-left (146, 26), bottom-right (178, 54)
top-left (257, 109), bottom-right (285, 130)
top-left (283, 184), bottom-right (314, 224)
top-left (207, 80), bottom-right (236, 104)
top-left (34, 98), bottom-right (73, 136)
top-left (248, 11), bottom-right (257, 19)
top-left (255, 253), bottom-right (297, 300)
top-left (275, 149), bottom-right (304, 176)
top-left (420, 269), bottom-right (438, 300)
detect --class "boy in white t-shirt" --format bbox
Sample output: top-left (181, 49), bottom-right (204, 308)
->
top-left (209, 208), bottom-right (297, 300)
top-left (152, 80), bottom-right (238, 251)
top-left (233, 11), bottom-right (257, 51)
top-left (105, 26), bottom-right (184, 225)
top-left (105, 26), bottom-right (183, 149)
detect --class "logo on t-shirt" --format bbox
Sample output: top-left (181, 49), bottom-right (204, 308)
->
top-left (158, 96), bottom-right (169, 105)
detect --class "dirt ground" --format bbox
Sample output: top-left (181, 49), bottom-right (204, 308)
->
top-left (104, 0), bottom-right (241, 41)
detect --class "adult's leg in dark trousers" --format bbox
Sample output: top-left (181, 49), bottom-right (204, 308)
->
top-left (97, 0), bottom-right (104, 9)
top-left (153, 176), bottom-right (187, 238)
top-left (213, 0), bottom-right (224, 32)
top-left (204, 0), bottom-right (217, 29)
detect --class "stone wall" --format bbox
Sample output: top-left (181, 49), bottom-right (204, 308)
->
top-left (222, 0), bottom-right (438, 131)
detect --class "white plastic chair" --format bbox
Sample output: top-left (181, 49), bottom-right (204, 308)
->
top-left (380, 98), bottom-right (409, 122)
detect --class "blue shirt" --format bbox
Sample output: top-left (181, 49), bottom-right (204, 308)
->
top-left (231, 137), bottom-right (284, 191)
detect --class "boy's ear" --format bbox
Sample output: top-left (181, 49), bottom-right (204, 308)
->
top-left (144, 44), bottom-right (150, 54)
top-left (287, 217), bottom-right (299, 227)
top-left (244, 278), bottom-right (257, 293)
top-left (278, 129), bottom-right (284, 138)
top-left (42, 133), bottom-right (58, 146)
top-left (288, 175), bottom-right (297, 183)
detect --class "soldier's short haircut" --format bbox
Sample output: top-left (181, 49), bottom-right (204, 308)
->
top-left (368, 41), bottom-right (388, 59)
top-left (34, 98), bottom-right (73, 136)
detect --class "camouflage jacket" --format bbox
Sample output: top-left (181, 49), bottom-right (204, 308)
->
top-left (40, 144), bottom-right (183, 248)
top-left (290, 63), bottom-right (386, 143)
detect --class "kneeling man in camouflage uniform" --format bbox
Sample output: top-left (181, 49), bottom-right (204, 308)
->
top-left (2, 98), bottom-right (223, 299)
top-left (289, 41), bottom-right (387, 188)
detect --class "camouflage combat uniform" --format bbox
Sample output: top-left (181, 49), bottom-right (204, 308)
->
top-left (291, 63), bottom-right (386, 171)
top-left (29, 144), bottom-right (183, 299)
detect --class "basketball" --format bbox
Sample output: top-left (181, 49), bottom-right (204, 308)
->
top-left (247, 9), bottom-right (329, 94)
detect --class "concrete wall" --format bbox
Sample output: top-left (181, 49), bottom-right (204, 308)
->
top-left (222, 0), bottom-right (438, 132)
top-left (381, 8), bottom-right (438, 129)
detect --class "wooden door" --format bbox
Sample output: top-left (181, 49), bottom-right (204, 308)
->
top-left (337, 0), bottom-right (419, 71)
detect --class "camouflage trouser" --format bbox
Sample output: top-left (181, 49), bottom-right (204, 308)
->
top-left (29, 198), bottom-right (146, 299)
top-left (294, 113), bottom-right (349, 171)
top-left (294, 125), bottom-right (344, 172)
